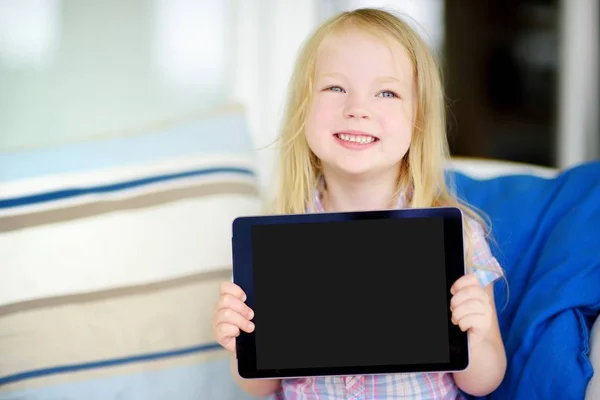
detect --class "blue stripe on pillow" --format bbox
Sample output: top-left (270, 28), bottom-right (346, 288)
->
top-left (0, 166), bottom-right (255, 209)
top-left (0, 347), bottom-right (259, 400)
top-left (0, 343), bottom-right (222, 386)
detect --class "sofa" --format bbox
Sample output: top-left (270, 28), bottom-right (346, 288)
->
top-left (0, 106), bottom-right (598, 399)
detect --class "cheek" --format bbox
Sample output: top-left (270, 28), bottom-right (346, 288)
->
top-left (306, 97), bottom-right (336, 134)
top-left (381, 105), bottom-right (414, 140)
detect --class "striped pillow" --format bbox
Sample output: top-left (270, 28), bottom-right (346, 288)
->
top-left (0, 106), bottom-right (262, 399)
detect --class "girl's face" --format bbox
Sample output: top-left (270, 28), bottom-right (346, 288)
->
top-left (305, 29), bottom-right (417, 179)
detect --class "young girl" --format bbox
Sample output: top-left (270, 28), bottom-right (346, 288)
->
top-left (212, 8), bottom-right (506, 400)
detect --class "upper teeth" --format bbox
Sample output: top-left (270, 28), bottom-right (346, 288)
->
top-left (338, 134), bottom-right (375, 144)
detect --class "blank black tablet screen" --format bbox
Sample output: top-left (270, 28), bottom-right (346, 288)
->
top-left (250, 217), bottom-right (450, 370)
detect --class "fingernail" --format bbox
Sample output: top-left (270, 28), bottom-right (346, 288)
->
top-left (242, 293), bottom-right (247, 302)
top-left (248, 322), bottom-right (255, 331)
top-left (248, 310), bottom-right (254, 319)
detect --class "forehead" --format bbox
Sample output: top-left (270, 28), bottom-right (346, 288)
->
top-left (315, 28), bottom-right (414, 81)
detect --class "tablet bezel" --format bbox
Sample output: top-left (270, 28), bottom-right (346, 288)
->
top-left (231, 206), bottom-right (469, 379)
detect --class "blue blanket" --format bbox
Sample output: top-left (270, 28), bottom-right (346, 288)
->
top-left (451, 160), bottom-right (600, 399)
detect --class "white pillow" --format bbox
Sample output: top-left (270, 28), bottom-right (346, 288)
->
top-left (448, 157), bottom-right (558, 179)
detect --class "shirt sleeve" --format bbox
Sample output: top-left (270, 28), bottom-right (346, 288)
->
top-left (465, 217), bottom-right (504, 287)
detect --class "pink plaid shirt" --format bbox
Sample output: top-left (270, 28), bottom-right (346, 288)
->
top-left (271, 186), bottom-right (503, 400)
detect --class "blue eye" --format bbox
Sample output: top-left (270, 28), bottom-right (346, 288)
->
top-left (378, 90), bottom-right (398, 98)
top-left (326, 86), bottom-right (345, 93)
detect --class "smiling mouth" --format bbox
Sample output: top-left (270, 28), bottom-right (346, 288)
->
top-left (334, 133), bottom-right (379, 144)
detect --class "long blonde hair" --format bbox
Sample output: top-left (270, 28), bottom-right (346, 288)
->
top-left (266, 8), bottom-right (496, 273)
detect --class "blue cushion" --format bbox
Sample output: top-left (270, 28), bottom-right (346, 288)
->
top-left (451, 160), bottom-right (600, 399)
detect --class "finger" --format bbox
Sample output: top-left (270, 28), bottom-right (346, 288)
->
top-left (216, 325), bottom-right (239, 353)
top-left (222, 337), bottom-right (236, 353)
top-left (216, 294), bottom-right (254, 320)
top-left (450, 286), bottom-right (488, 310)
top-left (451, 299), bottom-right (487, 324)
top-left (217, 323), bottom-right (241, 342)
top-left (450, 273), bottom-right (479, 294)
top-left (219, 281), bottom-right (247, 302)
top-left (216, 308), bottom-right (255, 333)
top-left (456, 314), bottom-right (484, 332)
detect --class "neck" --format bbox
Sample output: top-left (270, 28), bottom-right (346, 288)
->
top-left (320, 168), bottom-right (400, 212)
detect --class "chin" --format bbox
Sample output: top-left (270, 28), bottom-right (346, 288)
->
top-left (330, 162), bottom-right (381, 177)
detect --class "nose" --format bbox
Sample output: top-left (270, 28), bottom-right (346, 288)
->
top-left (344, 97), bottom-right (370, 120)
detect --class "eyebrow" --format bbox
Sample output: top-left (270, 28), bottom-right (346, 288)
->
top-left (315, 72), bottom-right (344, 81)
top-left (375, 76), bottom-right (402, 84)
top-left (317, 72), bottom-right (404, 85)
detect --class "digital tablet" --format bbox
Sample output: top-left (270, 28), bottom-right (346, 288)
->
top-left (231, 206), bottom-right (469, 379)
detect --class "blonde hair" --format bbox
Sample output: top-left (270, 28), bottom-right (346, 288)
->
top-left (265, 8), bottom-right (500, 275)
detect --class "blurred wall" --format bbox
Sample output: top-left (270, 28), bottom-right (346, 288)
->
top-left (1, 0), bottom-right (597, 182)
top-left (0, 0), bottom-right (233, 150)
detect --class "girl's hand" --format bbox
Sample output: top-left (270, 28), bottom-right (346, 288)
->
top-left (212, 282), bottom-right (255, 353)
top-left (449, 273), bottom-right (493, 348)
